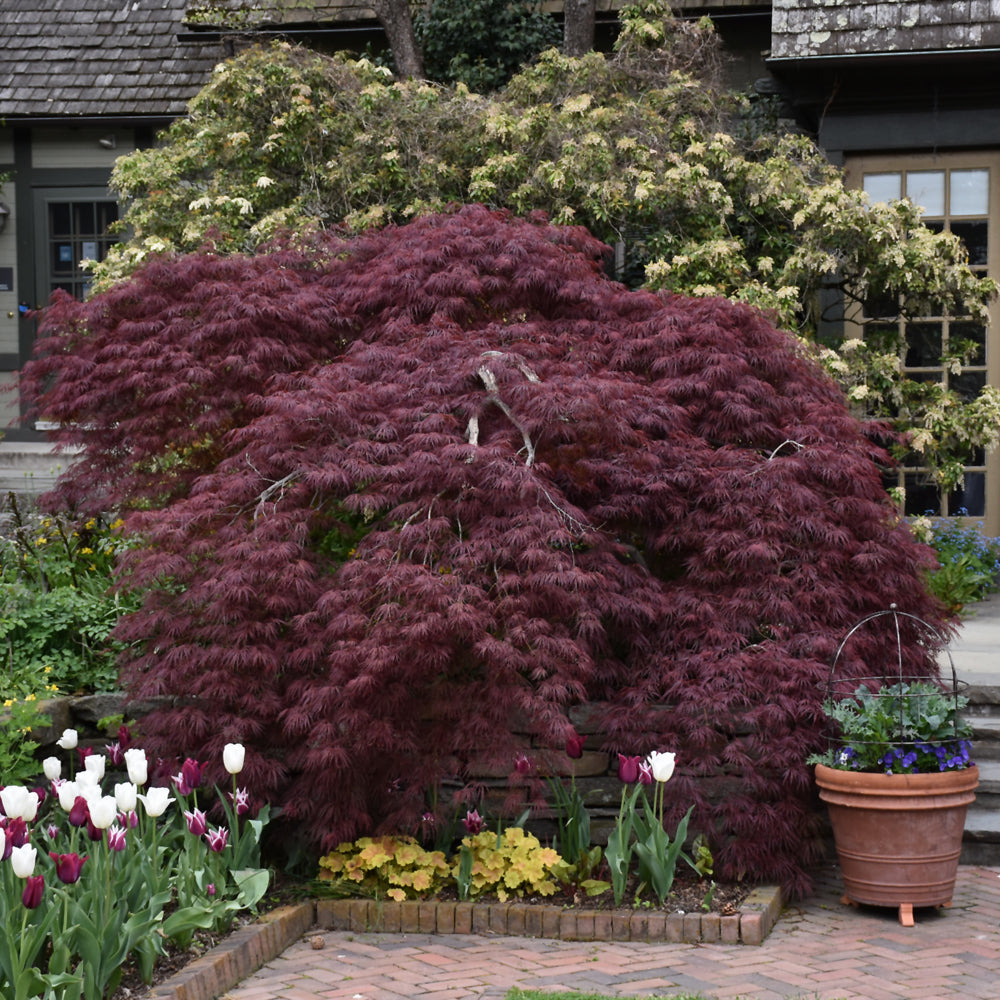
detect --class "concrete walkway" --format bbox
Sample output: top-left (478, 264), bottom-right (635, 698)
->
top-left (225, 865), bottom-right (1000, 1000)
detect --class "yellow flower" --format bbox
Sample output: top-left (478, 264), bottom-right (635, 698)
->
top-left (3, 699), bottom-right (13, 708)
top-left (25, 693), bottom-right (36, 702)
top-left (35, 537), bottom-right (47, 546)
top-left (80, 547), bottom-right (94, 555)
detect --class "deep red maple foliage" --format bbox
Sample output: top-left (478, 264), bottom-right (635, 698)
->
top-left (21, 206), bottom-right (948, 894)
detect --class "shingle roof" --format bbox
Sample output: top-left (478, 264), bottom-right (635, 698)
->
top-left (772, 0), bottom-right (1000, 60)
top-left (0, 0), bottom-right (223, 119)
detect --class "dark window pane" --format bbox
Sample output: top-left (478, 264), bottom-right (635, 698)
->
top-left (864, 294), bottom-right (899, 319)
top-left (924, 219), bottom-right (945, 235)
top-left (910, 370), bottom-right (943, 384)
top-left (72, 203), bottom-right (96, 235)
top-left (905, 322), bottom-right (943, 367)
top-left (950, 220), bottom-right (988, 267)
top-left (49, 203), bottom-right (71, 235)
top-left (949, 473), bottom-right (986, 517)
top-left (949, 321), bottom-right (986, 364)
top-left (952, 369), bottom-right (987, 400)
top-left (864, 322), bottom-right (900, 352)
top-left (904, 473), bottom-right (941, 516)
top-left (51, 242), bottom-right (74, 274)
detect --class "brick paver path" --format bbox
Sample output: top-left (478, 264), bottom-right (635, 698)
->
top-left (226, 865), bottom-right (1000, 999)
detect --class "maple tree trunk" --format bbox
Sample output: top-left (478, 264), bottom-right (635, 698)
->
top-left (563, 0), bottom-right (596, 56)
top-left (371, 0), bottom-right (425, 79)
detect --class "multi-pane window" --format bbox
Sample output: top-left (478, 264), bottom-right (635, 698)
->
top-left (46, 200), bottom-right (118, 300)
top-left (859, 165), bottom-right (992, 519)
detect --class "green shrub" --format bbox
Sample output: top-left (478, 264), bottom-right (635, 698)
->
top-left (0, 498), bottom-right (138, 697)
top-left (0, 696), bottom-right (51, 784)
top-left (912, 514), bottom-right (1000, 613)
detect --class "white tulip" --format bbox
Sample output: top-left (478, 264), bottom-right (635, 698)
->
top-left (10, 844), bottom-right (36, 878)
top-left (84, 755), bottom-right (106, 781)
top-left (138, 787), bottom-right (172, 818)
top-left (647, 750), bottom-right (676, 784)
top-left (42, 757), bottom-right (62, 782)
top-left (124, 748), bottom-right (148, 787)
top-left (89, 795), bottom-right (118, 830)
top-left (0, 786), bottom-right (39, 823)
top-left (223, 743), bottom-right (246, 775)
top-left (114, 782), bottom-right (138, 814)
top-left (77, 770), bottom-right (101, 790)
top-left (56, 728), bottom-right (78, 750)
top-left (57, 780), bottom-right (80, 812)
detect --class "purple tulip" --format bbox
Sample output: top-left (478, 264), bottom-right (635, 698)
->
top-left (566, 732), bottom-right (585, 759)
top-left (514, 753), bottom-right (531, 775)
top-left (184, 808), bottom-right (208, 836)
top-left (21, 875), bottom-right (44, 909)
top-left (205, 827), bottom-right (229, 853)
top-left (638, 762), bottom-right (654, 785)
top-left (228, 788), bottom-right (250, 817)
top-left (107, 825), bottom-right (127, 852)
top-left (5, 817), bottom-right (29, 848)
top-left (462, 809), bottom-right (484, 834)
top-left (49, 852), bottom-right (88, 884)
top-left (68, 796), bottom-right (89, 828)
top-left (182, 758), bottom-right (203, 791)
top-left (618, 754), bottom-right (641, 784)
top-left (105, 741), bottom-right (124, 766)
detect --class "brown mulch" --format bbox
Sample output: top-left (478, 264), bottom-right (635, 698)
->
top-left (432, 868), bottom-right (749, 916)
top-left (111, 871), bottom-right (750, 998)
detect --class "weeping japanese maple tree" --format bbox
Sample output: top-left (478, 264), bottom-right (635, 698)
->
top-left (22, 206), bottom-right (947, 893)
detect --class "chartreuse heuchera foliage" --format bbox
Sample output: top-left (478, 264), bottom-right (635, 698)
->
top-left (22, 206), bottom-right (949, 894)
top-left (92, 1), bottom-right (1000, 491)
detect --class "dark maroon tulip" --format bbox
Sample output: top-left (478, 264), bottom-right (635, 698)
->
top-left (49, 852), bottom-right (88, 884)
top-left (22, 875), bottom-right (44, 909)
top-left (617, 754), bottom-right (641, 784)
top-left (566, 732), bottom-right (585, 759)
top-left (68, 796), bottom-right (89, 828)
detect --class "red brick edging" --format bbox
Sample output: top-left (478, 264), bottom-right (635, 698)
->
top-left (150, 887), bottom-right (783, 999)
top-left (315, 886), bottom-right (783, 946)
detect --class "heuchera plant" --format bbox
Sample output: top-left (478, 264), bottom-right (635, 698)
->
top-left (21, 206), bottom-right (951, 895)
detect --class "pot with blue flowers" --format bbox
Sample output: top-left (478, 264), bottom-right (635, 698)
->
top-left (810, 609), bottom-right (978, 927)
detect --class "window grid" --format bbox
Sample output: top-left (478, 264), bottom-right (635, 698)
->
top-left (862, 166), bottom-right (990, 519)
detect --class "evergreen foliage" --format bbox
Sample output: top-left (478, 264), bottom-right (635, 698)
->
top-left (415, 0), bottom-right (560, 92)
top-left (22, 206), bottom-right (949, 893)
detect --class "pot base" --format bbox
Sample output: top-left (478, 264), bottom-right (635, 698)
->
top-left (841, 893), bottom-right (947, 927)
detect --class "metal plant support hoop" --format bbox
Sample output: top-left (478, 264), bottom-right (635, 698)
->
top-left (825, 603), bottom-right (967, 761)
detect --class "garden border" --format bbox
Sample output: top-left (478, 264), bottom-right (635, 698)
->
top-left (150, 886), bottom-right (784, 1000)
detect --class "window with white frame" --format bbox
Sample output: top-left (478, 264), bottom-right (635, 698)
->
top-left (846, 155), bottom-right (998, 528)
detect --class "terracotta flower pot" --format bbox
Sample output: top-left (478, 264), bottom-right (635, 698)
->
top-left (814, 762), bottom-right (978, 926)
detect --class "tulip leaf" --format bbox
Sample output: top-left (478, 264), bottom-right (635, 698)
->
top-left (233, 868), bottom-right (271, 910)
